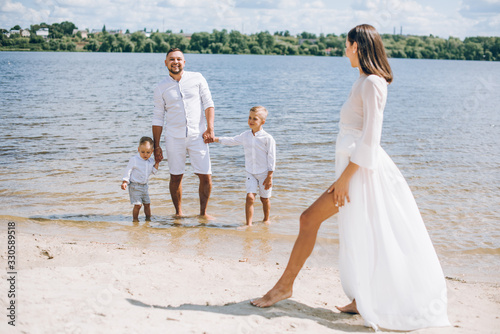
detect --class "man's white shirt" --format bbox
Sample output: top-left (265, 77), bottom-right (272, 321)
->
top-left (152, 71), bottom-right (214, 138)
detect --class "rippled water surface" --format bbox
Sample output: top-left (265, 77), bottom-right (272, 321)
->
top-left (1, 52), bottom-right (499, 281)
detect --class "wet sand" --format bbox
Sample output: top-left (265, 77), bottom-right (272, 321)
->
top-left (0, 218), bottom-right (499, 333)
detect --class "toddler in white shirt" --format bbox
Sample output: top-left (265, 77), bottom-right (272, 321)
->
top-left (121, 136), bottom-right (160, 222)
top-left (215, 106), bottom-right (276, 226)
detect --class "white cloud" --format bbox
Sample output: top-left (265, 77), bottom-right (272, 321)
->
top-left (1, 0), bottom-right (499, 37)
top-left (1, 0), bottom-right (25, 12)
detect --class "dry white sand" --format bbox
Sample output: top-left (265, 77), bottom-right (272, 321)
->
top-left (0, 219), bottom-right (499, 334)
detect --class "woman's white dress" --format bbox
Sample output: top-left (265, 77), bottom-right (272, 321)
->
top-left (336, 74), bottom-right (450, 331)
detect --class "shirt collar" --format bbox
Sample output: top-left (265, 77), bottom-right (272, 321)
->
top-left (252, 128), bottom-right (265, 136)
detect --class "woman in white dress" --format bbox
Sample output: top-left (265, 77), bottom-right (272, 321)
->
top-left (251, 24), bottom-right (450, 331)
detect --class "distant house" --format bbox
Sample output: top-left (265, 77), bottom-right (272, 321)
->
top-left (36, 28), bottom-right (49, 38)
top-left (20, 29), bottom-right (30, 37)
top-left (298, 38), bottom-right (317, 45)
top-left (72, 29), bottom-right (88, 39)
top-left (3, 31), bottom-right (10, 38)
top-left (137, 30), bottom-right (152, 37)
top-left (91, 28), bottom-right (122, 35)
top-left (9, 29), bottom-right (20, 35)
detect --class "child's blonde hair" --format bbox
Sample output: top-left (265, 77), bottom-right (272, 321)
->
top-left (250, 106), bottom-right (268, 120)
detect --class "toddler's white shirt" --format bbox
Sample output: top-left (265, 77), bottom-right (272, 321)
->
top-left (122, 154), bottom-right (157, 184)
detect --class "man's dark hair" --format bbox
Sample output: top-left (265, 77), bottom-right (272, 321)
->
top-left (167, 48), bottom-right (183, 57)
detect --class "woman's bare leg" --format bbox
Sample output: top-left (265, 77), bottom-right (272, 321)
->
top-left (251, 190), bottom-right (339, 307)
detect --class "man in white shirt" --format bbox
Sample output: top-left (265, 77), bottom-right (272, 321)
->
top-left (152, 48), bottom-right (215, 219)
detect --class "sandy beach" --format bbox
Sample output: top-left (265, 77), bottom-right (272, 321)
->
top-left (0, 219), bottom-right (498, 334)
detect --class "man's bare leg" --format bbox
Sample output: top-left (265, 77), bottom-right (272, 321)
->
top-left (197, 173), bottom-right (213, 219)
top-left (246, 193), bottom-right (255, 226)
top-left (261, 197), bottom-right (270, 224)
top-left (251, 190), bottom-right (339, 308)
top-left (336, 299), bottom-right (358, 314)
top-left (170, 174), bottom-right (183, 217)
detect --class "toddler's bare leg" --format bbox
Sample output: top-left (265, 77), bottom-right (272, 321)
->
top-left (144, 203), bottom-right (151, 220)
top-left (132, 204), bottom-right (142, 222)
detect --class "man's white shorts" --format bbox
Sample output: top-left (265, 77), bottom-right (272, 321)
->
top-left (165, 134), bottom-right (211, 175)
top-left (246, 171), bottom-right (272, 198)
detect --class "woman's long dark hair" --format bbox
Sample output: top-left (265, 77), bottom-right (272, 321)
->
top-left (348, 24), bottom-right (393, 84)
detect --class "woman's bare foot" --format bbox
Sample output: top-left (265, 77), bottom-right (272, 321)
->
top-left (250, 285), bottom-right (292, 308)
top-left (335, 299), bottom-right (359, 314)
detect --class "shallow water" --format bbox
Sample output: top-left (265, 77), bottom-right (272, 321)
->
top-left (1, 52), bottom-right (499, 282)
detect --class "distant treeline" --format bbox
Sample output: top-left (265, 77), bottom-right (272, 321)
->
top-left (1, 21), bottom-right (499, 61)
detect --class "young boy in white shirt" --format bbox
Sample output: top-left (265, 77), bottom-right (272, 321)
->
top-left (215, 106), bottom-right (276, 226)
top-left (121, 136), bottom-right (160, 222)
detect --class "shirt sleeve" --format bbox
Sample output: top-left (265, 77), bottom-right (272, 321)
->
top-left (350, 76), bottom-right (386, 170)
top-left (199, 74), bottom-right (215, 111)
top-left (152, 85), bottom-right (166, 127)
top-left (219, 132), bottom-right (245, 146)
top-left (122, 158), bottom-right (135, 183)
top-left (148, 158), bottom-right (158, 176)
top-left (267, 136), bottom-right (276, 172)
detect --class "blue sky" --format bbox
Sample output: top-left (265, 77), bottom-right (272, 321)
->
top-left (1, 0), bottom-right (499, 38)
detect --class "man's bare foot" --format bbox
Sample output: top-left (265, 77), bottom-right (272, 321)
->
top-left (250, 285), bottom-right (292, 308)
top-left (262, 220), bottom-right (270, 225)
top-left (335, 299), bottom-right (358, 314)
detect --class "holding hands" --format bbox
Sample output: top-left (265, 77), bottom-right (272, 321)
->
top-left (154, 147), bottom-right (163, 164)
top-left (203, 128), bottom-right (215, 143)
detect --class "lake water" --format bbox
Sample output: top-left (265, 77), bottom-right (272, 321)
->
top-left (1, 51), bottom-right (499, 282)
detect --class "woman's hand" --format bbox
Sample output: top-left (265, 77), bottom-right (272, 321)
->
top-left (327, 161), bottom-right (359, 207)
top-left (327, 178), bottom-right (350, 207)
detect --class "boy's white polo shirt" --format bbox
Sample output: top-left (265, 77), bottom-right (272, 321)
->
top-left (218, 129), bottom-right (276, 174)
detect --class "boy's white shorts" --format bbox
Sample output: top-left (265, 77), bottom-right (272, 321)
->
top-left (246, 171), bottom-right (272, 198)
top-left (165, 134), bottom-right (212, 175)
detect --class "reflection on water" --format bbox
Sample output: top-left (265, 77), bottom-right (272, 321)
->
top-left (1, 52), bottom-right (500, 282)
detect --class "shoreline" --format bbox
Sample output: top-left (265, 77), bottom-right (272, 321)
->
top-left (1, 219), bottom-right (499, 333)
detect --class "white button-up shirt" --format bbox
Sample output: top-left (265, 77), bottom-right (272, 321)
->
top-left (219, 129), bottom-right (276, 174)
top-left (152, 71), bottom-right (214, 138)
top-left (122, 154), bottom-right (158, 184)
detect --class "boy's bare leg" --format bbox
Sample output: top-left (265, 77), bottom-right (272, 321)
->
top-left (170, 174), bottom-right (183, 217)
top-left (144, 203), bottom-right (151, 221)
top-left (132, 204), bottom-right (142, 222)
top-left (251, 190), bottom-right (339, 307)
top-left (261, 197), bottom-right (270, 224)
top-left (246, 193), bottom-right (256, 226)
top-left (197, 173), bottom-right (213, 219)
